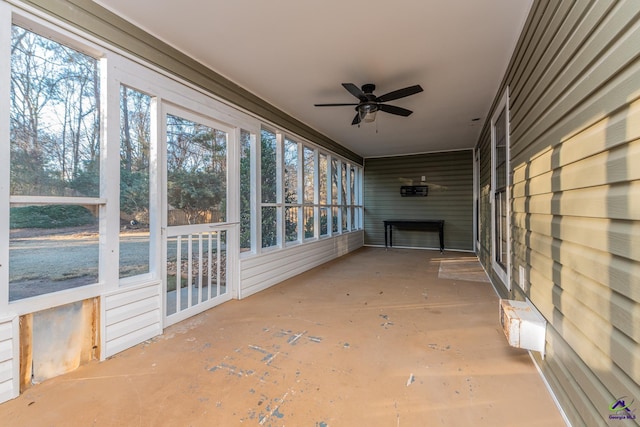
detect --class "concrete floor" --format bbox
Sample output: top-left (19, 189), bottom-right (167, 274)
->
top-left (1, 247), bottom-right (566, 426)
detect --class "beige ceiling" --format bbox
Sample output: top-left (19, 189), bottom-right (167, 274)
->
top-left (95, 0), bottom-right (532, 158)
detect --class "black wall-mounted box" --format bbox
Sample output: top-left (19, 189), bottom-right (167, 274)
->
top-left (400, 185), bottom-right (428, 197)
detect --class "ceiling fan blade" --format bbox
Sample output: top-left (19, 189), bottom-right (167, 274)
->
top-left (376, 85), bottom-right (423, 103)
top-left (351, 112), bottom-right (362, 125)
top-left (342, 83), bottom-right (367, 101)
top-left (314, 103), bottom-right (359, 107)
top-left (379, 104), bottom-right (413, 116)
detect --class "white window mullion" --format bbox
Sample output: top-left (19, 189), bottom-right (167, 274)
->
top-left (313, 149), bottom-right (320, 239)
top-left (216, 231), bottom-right (222, 297)
top-left (326, 154), bottom-right (333, 236)
top-left (297, 142), bottom-right (304, 242)
top-left (276, 132), bottom-right (284, 247)
top-left (226, 127), bottom-right (239, 298)
top-left (337, 159), bottom-right (343, 234)
top-left (255, 130), bottom-right (263, 254)
top-left (491, 88), bottom-right (510, 289)
top-left (0, 1), bottom-right (11, 312)
top-left (207, 232), bottom-right (213, 301)
top-left (249, 130), bottom-right (258, 254)
top-left (358, 166), bottom-right (363, 229)
top-left (149, 96), bottom-right (162, 280)
top-left (326, 156), bottom-right (332, 236)
top-left (197, 233), bottom-right (203, 304)
top-left (346, 163), bottom-right (352, 232)
top-left (175, 236), bottom-right (182, 312)
top-left (187, 234), bottom-right (193, 309)
top-left (100, 55), bottom-right (121, 291)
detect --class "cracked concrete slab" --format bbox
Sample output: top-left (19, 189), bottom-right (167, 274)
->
top-left (0, 247), bottom-right (565, 426)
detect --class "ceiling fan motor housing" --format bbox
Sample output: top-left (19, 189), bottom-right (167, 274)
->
top-left (359, 84), bottom-right (379, 117)
top-left (362, 83), bottom-right (376, 94)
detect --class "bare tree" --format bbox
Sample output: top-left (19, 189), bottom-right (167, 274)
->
top-left (10, 25), bottom-right (100, 197)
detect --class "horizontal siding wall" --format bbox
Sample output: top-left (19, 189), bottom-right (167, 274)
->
top-left (102, 281), bottom-right (162, 359)
top-left (0, 316), bottom-right (18, 404)
top-left (364, 151), bottom-right (473, 251)
top-left (477, 1), bottom-right (640, 425)
top-left (240, 231), bottom-right (363, 298)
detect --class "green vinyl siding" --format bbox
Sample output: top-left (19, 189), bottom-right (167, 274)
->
top-left (477, 1), bottom-right (640, 426)
top-left (364, 151), bottom-right (473, 251)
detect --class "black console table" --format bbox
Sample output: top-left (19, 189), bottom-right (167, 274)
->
top-left (383, 219), bottom-right (445, 252)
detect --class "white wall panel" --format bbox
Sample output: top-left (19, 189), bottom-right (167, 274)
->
top-left (102, 281), bottom-right (162, 359)
top-left (0, 315), bottom-right (18, 404)
top-left (240, 231), bottom-right (363, 298)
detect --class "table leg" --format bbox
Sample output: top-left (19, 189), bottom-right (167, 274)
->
top-left (384, 224), bottom-right (388, 248)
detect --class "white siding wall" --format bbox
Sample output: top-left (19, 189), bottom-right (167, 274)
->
top-left (102, 282), bottom-right (162, 359)
top-left (0, 315), bottom-right (18, 404)
top-left (240, 231), bottom-right (364, 298)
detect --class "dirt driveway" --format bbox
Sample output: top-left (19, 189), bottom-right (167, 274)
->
top-left (9, 226), bottom-right (148, 301)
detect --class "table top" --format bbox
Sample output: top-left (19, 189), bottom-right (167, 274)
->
top-left (383, 219), bottom-right (444, 225)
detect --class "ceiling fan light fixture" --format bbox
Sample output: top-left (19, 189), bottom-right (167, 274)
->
top-left (363, 110), bottom-right (377, 123)
top-left (359, 103), bottom-right (378, 123)
top-left (315, 83), bottom-right (422, 125)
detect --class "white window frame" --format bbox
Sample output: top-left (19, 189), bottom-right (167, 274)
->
top-left (239, 127), bottom-right (258, 257)
top-left (302, 145), bottom-right (316, 241)
top-left (474, 147), bottom-right (480, 252)
top-left (490, 88), bottom-right (511, 289)
top-left (3, 10), bottom-right (109, 314)
top-left (331, 156), bottom-right (341, 235)
top-left (0, 2), bottom-right (10, 314)
top-left (283, 135), bottom-right (302, 246)
top-left (1, 2), bottom-right (366, 319)
top-left (258, 126), bottom-right (281, 252)
top-left (110, 65), bottom-right (161, 288)
top-left (1, 4), bottom-right (254, 313)
top-left (317, 151), bottom-right (330, 238)
top-left (161, 102), bottom-right (237, 325)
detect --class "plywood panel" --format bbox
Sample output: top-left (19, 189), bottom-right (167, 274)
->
top-left (31, 300), bottom-right (97, 384)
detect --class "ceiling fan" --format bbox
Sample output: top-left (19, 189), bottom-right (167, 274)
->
top-left (314, 83), bottom-right (423, 125)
